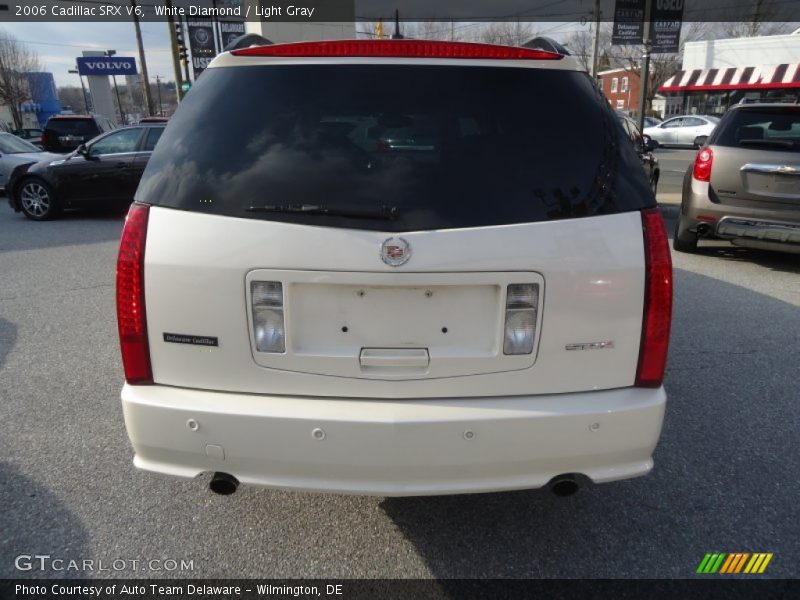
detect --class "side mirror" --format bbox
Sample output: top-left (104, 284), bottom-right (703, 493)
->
top-left (694, 135), bottom-right (709, 147)
top-left (642, 136), bottom-right (657, 153)
top-left (76, 143), bottom-right (89, 156)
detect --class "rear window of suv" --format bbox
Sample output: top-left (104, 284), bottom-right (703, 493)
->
top-left (711, 107), bottom-right (800, 152)
top-left (46, 118), bottom-right (98, 137)
top-left (137, 65), bottom-right (653, 231)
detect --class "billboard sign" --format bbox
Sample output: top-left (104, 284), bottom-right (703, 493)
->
top-left (612, 0), bottom-right (645, 45)
top-left (187, 18), bottom-right (216, 77)
top-left (219, 21), bottom-right (246, 50)
top-left (650, 0), bottom-right (685, 54)
top-left (612, 0), bottom-right (684, 52)
top-left (76, 56), bottom-right (137, 76)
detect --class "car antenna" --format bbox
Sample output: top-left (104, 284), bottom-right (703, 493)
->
top-left (391, 9), bottom-right (403, 39)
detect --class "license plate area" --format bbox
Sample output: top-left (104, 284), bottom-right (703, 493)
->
top-left (245, 270), bottom-right (544, 380)
top-left (743, 172), bottom-right (800, 201)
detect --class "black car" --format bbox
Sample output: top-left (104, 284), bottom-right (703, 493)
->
top-left (9, 124), bottom-right (165, 220)
top-left (618, 113), bottom-right (660, 195)
top-left (41, 114), bottom-right (117, 153)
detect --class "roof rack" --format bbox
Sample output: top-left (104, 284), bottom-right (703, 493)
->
top-left (737, 95), bottom-right (799, 105)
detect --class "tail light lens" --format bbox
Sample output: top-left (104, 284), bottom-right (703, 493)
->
top-left (503, 283), bottom-right (539, 355)
top-left (636, 209), bottom-right (673, 387)
top-left (116, 203), bottom-right (152, 384)
top-left (692, 147), bottom-right (713, 182)
top-left (251, 281), bottom-right (285, 353)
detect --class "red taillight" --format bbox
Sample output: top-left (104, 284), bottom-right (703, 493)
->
top-left (232, 40), bottom-right (563, 61)
top-left (692, 147), bottom-right (713, 182)
top-left (636, 209), bottom-right (673, 388)
top-left (116, 203), bottom-right (152, 384)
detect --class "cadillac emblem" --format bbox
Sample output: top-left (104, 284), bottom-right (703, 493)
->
top-left (380, 237), bottom-right (411, 267)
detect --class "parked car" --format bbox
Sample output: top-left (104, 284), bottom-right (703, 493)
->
top-left (618, 113), bottom-right (660, 194)
top-left (14, 127), bottom-right (43, 147)
top-left (40, 114), bottom-right (117, 153)
top-left (0, 133), bottom-right (61, 196)
top-left (644, 115), bottom-right (719, 148)
top-left (675, 103), bottom-right (800, 254)
top-left (9, 124), bottom-right (165, 220)
top-left (117, 40), bottom-right (672, 498)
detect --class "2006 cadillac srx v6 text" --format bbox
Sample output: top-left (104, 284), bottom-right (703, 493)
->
top-left (116, 40), bottom-right (673, 497)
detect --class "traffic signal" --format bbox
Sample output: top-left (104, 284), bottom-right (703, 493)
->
top-left (174, 22), bottom-right (187, 64)
top-left (173, 22), bottom-right (184, 45)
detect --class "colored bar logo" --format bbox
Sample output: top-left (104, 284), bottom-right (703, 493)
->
top-left (697, 552), bottom-right (773, 574)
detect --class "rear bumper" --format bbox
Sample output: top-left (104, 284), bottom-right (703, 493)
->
top-left (122, 384), bottom-right (666, 496)
top-left (716, 217), bottom-right (800, 245)
top-left (681, 178), bottom-right (800, 250)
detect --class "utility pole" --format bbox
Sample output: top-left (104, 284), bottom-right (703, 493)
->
top-left (106, 50), bottom-right (126, 124)
top-left (68, 68), bottom-right (90, 113)
top-left (590, 0), bottom-right (600, 77)
top-left (155, 75), bottom-right (163, 115)
top-left (637, 0), bottom-right (653, 134)
top-left (165, 0), bottom-right (185, 100)
top-left (131, 0), bottom-right (154, 116)
top-left (391, 9), bottom-right (403, 39)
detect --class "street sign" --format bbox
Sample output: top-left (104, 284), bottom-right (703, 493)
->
top-left (76, 56), bottom-right (137, 76)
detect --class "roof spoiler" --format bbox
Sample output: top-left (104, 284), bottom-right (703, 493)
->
top-left (522, 37), bottom-right (570, 56)
top-left (223, 33), bottom-right (273, 52)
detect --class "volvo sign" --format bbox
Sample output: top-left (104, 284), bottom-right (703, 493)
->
top-left (76, 56), bottom-right (137, 76)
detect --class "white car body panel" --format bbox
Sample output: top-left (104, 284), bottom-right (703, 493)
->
top-left (144, 207), bottom-right (646, 399)
top-left (122, 383), bottom-right (665, 496)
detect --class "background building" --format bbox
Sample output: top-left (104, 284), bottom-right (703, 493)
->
top-left (659, 29), bottom-right (800, 115)
top-left (598, 67), bottom-right (641, 114)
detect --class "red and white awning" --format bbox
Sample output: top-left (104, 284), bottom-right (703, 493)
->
top-left (659, 64), bottom-right (800, 93)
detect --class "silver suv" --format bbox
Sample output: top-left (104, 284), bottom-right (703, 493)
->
top-left (674, 103), bottom-right (800, 254)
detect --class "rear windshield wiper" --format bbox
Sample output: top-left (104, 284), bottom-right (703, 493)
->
top-left (245, 204), bottom-right (399, 220)
top-left (738, 139), bottom-right (796, 148)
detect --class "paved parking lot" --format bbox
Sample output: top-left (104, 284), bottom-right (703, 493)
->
top-left (1, 195), bottom-right (798, 579)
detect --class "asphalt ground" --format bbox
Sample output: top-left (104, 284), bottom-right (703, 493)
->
top-left (0, 186), bottom-right (798, 579)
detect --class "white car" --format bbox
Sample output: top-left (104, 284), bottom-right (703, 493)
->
top-left (117, 40), bottom-right (673, 497)
top-left (644, 115), bottom-right (719, 147)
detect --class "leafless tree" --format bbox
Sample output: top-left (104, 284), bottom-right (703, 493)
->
top-left (58, 86), bottom-right (88, 113)
top-left (567, 29), bottom-right (592, 72)
top-left (0, 31), bottom-right (41, 130)
top-left (476, 21), bottom-right (539, 47)
top-left (610, 22), bottom-right (710, 114)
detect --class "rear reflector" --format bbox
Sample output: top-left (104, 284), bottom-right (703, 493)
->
top-left (116, 203), bottom-right (152, 384)
top-left (636, 209), bottom-right (673, 387)
top-left (232, 40), bottom-right (563, 61)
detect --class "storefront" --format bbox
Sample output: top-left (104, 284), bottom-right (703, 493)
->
top-left (659, 31), bottom-right (800, 116)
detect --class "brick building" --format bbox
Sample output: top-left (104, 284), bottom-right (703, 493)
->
top-left (597, 67), bottom-right (641, 114)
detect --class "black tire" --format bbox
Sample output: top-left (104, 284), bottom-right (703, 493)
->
top-left (17, 177), bottom-right (59, 221)
top-left (673, 213), bottom-right (699, 253)
top-left (650, 173), bottom-right (659, 197)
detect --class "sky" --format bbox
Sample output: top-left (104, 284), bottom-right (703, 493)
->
top-left (3, 22), bottom-right (178, 87)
